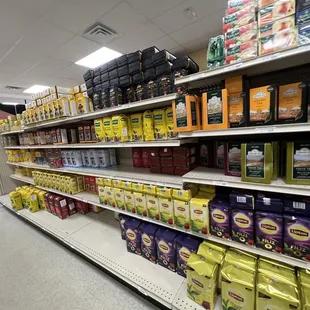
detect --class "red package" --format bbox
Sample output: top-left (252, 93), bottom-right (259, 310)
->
top-left (173, 145), bottom-right (196, 158)
top-left (150, 165), bottom-right (162, 173)
top-left (227, 0), bottom-right (255, 14)
top-left (88, 176), bottom-right (97, 194)
top-left (142, 150), bottom-right (150, 168)
top-left (44, 193), bottom-right (51, 212)
top-left (150, 157), bottom-right (161, 166)
top-left (45, 130), bottom-right (52, 144)
top-left (84, 176), bottom-right (90, 192)
top-left (159, 147), bottom-right (173, 157)
top-left (54, 196), bottom-right (69, 220)
top-left (67, 198), bottom-right (77, 215)
top-left (174, 165), bottom-right (195, 176)
top-left (51, 129), bottom-right (58, 144)
top-left (162, 166), bottom-right (174, 175)
top-left (160, 157), bottom-right (173, 166)
top-left (132, 148), bottom-right (143, 167)
top-left (173, 155), bottom-right (196, 167)
top-left (48, 194), bottom-right (56, 215)
top-left (76, 201), bottom-right (90, 214)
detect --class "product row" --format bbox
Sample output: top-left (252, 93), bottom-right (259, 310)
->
top-left (9, 185), bottom-right (101, 218)
top-left (0, 114), bottom-right (23, 133)
top-left (83, 46), bottom-right (199, 109)
top-left (208, 0), bottom-right (308, 69)
top-left (119, 213), bottom-right (308, 310)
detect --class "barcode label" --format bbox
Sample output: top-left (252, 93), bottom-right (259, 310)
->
top-left (60, 200), bottom-right (66, 207)
top-left (69, 203), bottom-right (75, 210)
top-left (237, 196), bottom-right (246, 203)
top-left (293, 202), bottom-right (305, 210)
top-left (213, 181), bottom-right (227, 186)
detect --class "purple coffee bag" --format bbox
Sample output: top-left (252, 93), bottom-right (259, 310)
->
top-left (155, 228), bottom-right (178, 272)
top-left (124, 218), bottom-right (142, 255)
top-left (255, 211), bottom-right (283, 253)
top-left (283, 215), bottom-right (310, 261)
top-left (231, 209), bottom-right (254, 246)
top-left (175, 234), bottom-right (201, 277)
top-left (209, 199), bottom-right (231, 239)
top-left (140, 223), bottom-right (159, 264)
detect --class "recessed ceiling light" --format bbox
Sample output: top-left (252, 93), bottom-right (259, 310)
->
top-left (75, 47), bottom-right (122, 69)
top-left (2, 102), bottom-right (25, 106)
top-left (23, 85), bottom-right (50, 94)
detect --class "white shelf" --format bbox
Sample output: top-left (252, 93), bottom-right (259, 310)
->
top-left (0, 129), bottom-right (24, 136)
top-left (23, 94), bottom-right (177, 131)
top-left (183, 167), bottom-right (310, 197)
top-left (172, 280), bottom-right (221, 310)
top-left (4, 138), bottom-right (197, 150)
top-left (175, 44), bottom-right (310, 87)
top-left (11, 174), bottom-right (310, 269)
top-left (8, 163), bottom-right (183, 188)
top-left (0, 194), bottom-right (183, 308)
top-left (179, 123), bottom-right (310, 138)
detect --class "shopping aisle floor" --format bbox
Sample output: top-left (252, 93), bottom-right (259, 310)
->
top-left (0, 205), bottom-right (159, 310)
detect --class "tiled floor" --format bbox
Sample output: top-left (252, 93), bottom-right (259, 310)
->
top-left (0, 205), bottom-right (159, 310)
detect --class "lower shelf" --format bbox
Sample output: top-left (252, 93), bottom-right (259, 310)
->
top-left (10, 174), bottom-right (310, 270)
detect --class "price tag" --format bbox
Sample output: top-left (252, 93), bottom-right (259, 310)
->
top-left (255, 127), bottom-right (275, 133)
top-left (136, 286), bottom-right (148, 296)
top-left (267, 54), bottom-right (279, 61)
top-left (213, 181), bottom-right (227, 186)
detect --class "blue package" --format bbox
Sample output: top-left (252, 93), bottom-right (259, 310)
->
top-left (297, 8), bottom-right (310, 25)
top-left (284, 196), bottom-right (310, 216)
top-left (256, 193), bottom-right (283, 213)
top-left (229, 193), bottom-right (254, 210)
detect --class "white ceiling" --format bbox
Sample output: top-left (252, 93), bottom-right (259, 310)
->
top-left (0, 0), bottom-right (226, 103)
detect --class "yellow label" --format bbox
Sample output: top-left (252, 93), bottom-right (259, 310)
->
top-left (190, 197), bottom-right (210, 234)
top-left (159, 197), bottom-right (174, 225)
top-left (228, 93), bottom-right (244, 124)
top-left (174, 199), bottom-right (190, 229)
top-left (154, 109), bottom-right (167, 140)
top-left (134, 192), bottom-right (147, 216)
top-left (103, 117), bottom-right (113, 142)
top-left (143, 110), bottom-right (155, 141)
top-left (278, 82), bottom-right (302, 120)
top-left (124, 190), bottom-right (135, 213)
top-left (130, 113), bottom-right (144, 141)
top-left (249, 86), bottom-right (271, 122)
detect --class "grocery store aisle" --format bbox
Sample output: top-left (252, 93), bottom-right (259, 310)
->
top-left (0, 205), bottom-right (159, 310)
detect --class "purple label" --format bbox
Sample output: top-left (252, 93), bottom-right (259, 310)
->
top-left (283, 215), bottom-right (310, 261)
top-left (141, 233), bottom-right (157, 263)
top-left (255, 212), bottom-right (283, 253)
top-left (231, 209), bottom-right (254, 245)
top-left (156, 238), bottom-right (176, 271)
top-left (210, 204), bottom-right (231, 239)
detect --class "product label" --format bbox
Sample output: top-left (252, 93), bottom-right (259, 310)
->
top-left (207, 90), bottom-right (223, 125)
top-left (227, 142), bottom-right (241, 173)
top-left (292, 142), bottom-right (310, 180)
top-left (278, 83), bottom-right (304, 121)
top-left (228, 93), bottom-right (243, 125)
top-left (250, 86), bottom-right (271, 123)
top-left (245, 144), bottom-right (265, 179)
top-left (175, 96), bottom-right (187, 128)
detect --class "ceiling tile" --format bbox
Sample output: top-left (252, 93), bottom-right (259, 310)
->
top-left (107, 22), bottom-right (166, 53)
top-left (57, 64), bottom-right (87, 80)
top-left (126, 0), bottom-right (186, 19)
top-left (51, 36), bottom-right (102, 62)
top-left (42, 0), bottom-right (122, 35)
top-left (18, 20), bottom-right (74, 55)
top-left (61, 79), bottom-right (82, 88)
top-left (170, 46), bottom-right (186, 57)
top-left (98, 2), bottom-right (147, 35)
top-left (151, 36), bottom-right (180, 51)
top-left (16, 73), bottom-right (70, 87)
top-left (153, 0), bottom-right (227, 34)
top-left (24, 57), bottom-right (72, 76)
top-left (170, 9), bottom-right (225, 46)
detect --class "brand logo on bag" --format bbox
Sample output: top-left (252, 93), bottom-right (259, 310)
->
top-left (229, 292), bottom-right (244, 302)
top-left (177, 207), bottom-right (185, 211)
top-left (253, 91), bottom-right (266, 99)
top-left (213, 214), bottom-right (225, 220)
top-left (142, 234), bottom-right (151, 246)
top-left (192, 279), bottom-right (204, 288)
top-left (236, 217), bottom-right (249, 224)
top-left (162, 203), bottom-right (169, 208)
top-left (126, 229), bottom-right (136, 241)
top-left (137, 198), bottom-right (143, 202)
top-left (194, 210), bottom-right (203, 215)
top-left (283, 88), bottom-right (298, 96)
top-left (290, 229), bottom-right (309, 237)
top-left (261, 223), bottom-right (276, 231)
top-left (158, 241), bottom-right (169, 253)
top-left (180, 247), bottom-right (191, 261)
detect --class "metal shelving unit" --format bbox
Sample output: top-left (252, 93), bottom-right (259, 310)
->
top-left (11, 174), bottom-right (310, 269)
top-left (4, 138), bottom-right (197, 150)
top-left (183, 167), bottom-right (310, 197)
top-left (8, 163), bottom-right (183, 188)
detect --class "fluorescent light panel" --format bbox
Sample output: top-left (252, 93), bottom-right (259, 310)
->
top-left (23, 85), bottom-right (50, 94)
top-left (75, 47), bottom-right (122, 69)
top-left (2, 102), bottom-right (25, 106)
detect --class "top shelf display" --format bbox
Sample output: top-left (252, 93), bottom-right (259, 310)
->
top-left (175, 45), bottom-right (310, 88)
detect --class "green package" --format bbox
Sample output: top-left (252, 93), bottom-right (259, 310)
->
top-left (207, 35), bottom-right (225, 70)
top-left (241, 142), bottom-right (273, 184)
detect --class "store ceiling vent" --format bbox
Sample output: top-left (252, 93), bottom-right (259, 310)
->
top-left (4, 86), bottom-right (25, 92)
top-left (84, 22), bottom-right (118, 39)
